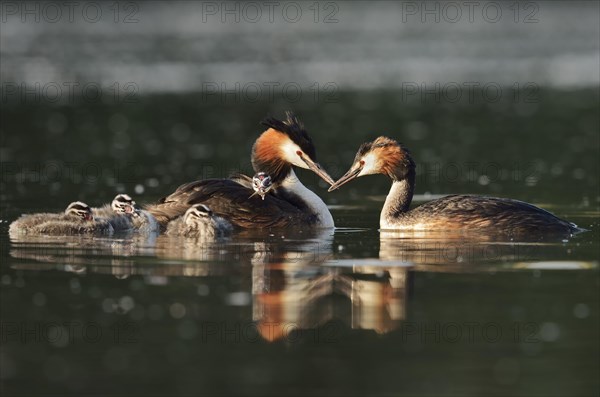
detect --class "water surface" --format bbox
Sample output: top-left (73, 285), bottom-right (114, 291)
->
top-left (1, 84), bottom-right (598, 396)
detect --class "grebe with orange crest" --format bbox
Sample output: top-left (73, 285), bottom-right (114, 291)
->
top-left (146, 112), bottom-right (335, 229)
top-left (329, 136), bottom-right (583, 236)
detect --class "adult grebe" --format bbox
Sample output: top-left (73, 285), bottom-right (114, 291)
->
top-left (329, 136), bottom-right (582, 235)
top-left (146, 112), bottom-right (335, 229)
top-left (165, 204), bottom-right (233, 238)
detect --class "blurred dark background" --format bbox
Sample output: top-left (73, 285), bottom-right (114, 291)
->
top-left (1, 1), bottom-right (599, 218)
top-left (1, 3), bottom-right (599, 397)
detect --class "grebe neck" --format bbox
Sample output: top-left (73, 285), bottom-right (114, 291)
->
top-left (280, 170), bottom-right (334, 228)
top-left (380, 170), bottom-right (415, 229)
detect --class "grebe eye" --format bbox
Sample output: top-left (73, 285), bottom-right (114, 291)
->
top-left (296, 150), bottom-right (303, 156)
top-left (360, 160), bottom-right (365, 166)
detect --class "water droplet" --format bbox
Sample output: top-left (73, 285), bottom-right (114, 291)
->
top-left (573, 168), bottom-right (585, 179)
top-left (573, 303), bottom-right (590, 319)
top-left (108, 113), bottom-right (129, 134)
top-left (32, 292), bottom-right (47, 307)
top-left (169, 302), bottom-right (187, 319)
top-left (226, 292), bottom-right (251, 306)
top-left (119, 296), bottom-right (135, 312)
top-left (197, 285), bottom-right (209, 296)
top-left (69, 278), bottom-right (81, 294)
top-left (540, 322), bottom-right (560, 342)
top-left (177, 320), bottom-right (198, 340)
top-left (102, 298), bottom-right (116, 313)
top-left (146, 178), bottom-right (160, 188)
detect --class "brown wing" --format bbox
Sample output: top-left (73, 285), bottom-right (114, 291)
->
top-left (145, 178), bottom-right (312, 229)
top-left (406, 195), bottom-right (578, 233)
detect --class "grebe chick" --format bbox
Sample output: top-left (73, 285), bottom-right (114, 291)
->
top-left (146, 112), bottom-right (335, 229)
top-left (250, 172), bottom-right (274, 200)
top-left (9, 202), bottom-right (114, 236)
top-left (165, 204), bottom-right (233, 238)
top-left (329, 136), bottom-right (583, 236)
top-left (93, 194), bottom-right (136, 232)
top-left (95, 194), bottom-right (159, 233)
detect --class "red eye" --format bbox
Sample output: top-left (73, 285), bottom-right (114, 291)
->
top-left (360, 160), bottom-right (365, 166)
top-left (296, 151), bottom-right (303, 156)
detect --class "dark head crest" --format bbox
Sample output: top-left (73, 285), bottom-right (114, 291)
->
top-left (261, 111), bottom-right (317, 160)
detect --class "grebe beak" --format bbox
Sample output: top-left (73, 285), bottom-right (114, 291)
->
top-left (301, 156), bottom-right (335, 185)
top-left (328, 164), bottom-right (362, 192)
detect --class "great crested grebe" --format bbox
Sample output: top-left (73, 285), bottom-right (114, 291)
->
top-left (94, 194), bottom-right (159, 233)
top-left (165, 204), bottom-right (233, 238)
top-left (146, 112), bottom-right (335, 229)
top-left (329, 136), bottom-right (582, 235)
top-left (9, 201), bottom-right (114, 236)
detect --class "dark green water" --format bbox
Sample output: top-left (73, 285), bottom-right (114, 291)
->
top-left (1, 90), bottom-right (599, 396)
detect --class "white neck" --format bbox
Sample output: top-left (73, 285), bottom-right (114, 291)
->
top-left (281, 170), bottom-right (334, 228)
top-left (380, 179), bottom-right (413, 230)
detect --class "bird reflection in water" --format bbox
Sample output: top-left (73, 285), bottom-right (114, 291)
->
top-left (252, 264), bottom-right (410, 341)
top-left (378, 228), bottom-right (567, 272)
top-left (9, 233), bottom-right (158, 278)
top-left (250, 230), bottom-right (410, 340)
top-left (8, 228), bottom-right (411, 341)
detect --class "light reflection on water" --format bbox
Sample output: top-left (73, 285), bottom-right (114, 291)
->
top-left (1, 88), bottom-right (598, 394)
top-left (1, 206), bottom-right (599, 395)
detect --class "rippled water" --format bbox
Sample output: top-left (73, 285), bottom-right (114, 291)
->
top-left (1, 206), bottom-right (598, 395)
top-left (2, 89), bottom-right (600, 395)
top-left (2, 134), bottom-right (599, 396)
